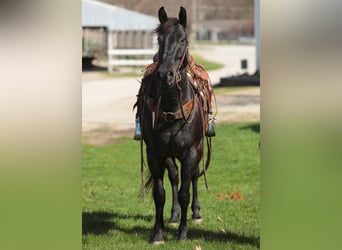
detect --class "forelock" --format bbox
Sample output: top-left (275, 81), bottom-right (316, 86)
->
top-left (155, 18), bottom-right (182, 37)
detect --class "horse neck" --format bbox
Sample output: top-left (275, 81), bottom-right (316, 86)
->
top-left (159, 67), bottom-right (191, 113)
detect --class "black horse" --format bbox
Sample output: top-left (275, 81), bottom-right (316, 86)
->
top-left (137, 6), bottom-right (212, 243)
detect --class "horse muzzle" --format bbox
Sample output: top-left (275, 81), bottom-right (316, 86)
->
top-left (157, 67), bottom-right (176, 86)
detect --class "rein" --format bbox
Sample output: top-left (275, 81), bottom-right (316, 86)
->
top-left (175, 46), bottom-right (188, 83)
top-left (174, 47), bottom-right (197, 124)
top-left (176, 81), bottom-right (197, 124)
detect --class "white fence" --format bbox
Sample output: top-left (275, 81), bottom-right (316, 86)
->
top-left (107, 49), bottom-right (156, 72)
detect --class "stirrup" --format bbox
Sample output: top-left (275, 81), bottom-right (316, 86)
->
top-left (133, 117), bottom-right (142, 140)
top-left (206, 114), bottom-right (216, 137)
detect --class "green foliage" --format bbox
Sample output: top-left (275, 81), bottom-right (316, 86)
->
top-left (82, 123), bottom-right (260, 249)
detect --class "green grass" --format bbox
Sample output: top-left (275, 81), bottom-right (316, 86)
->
top-left (82, 123), bottom-right (260, 249)
top-left (191, 53), bottom-right (224, 71)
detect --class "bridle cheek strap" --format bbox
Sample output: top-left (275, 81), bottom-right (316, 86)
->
top-left (175, 46), bottom-right (188, 83)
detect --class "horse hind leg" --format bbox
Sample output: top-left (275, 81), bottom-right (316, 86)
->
top-left (191, 168), bottom-right (202, 223)
top-left (191, 141), bottom-right (204, 223)
top-left (165, 158), bottom-right (179, 225)
top-left (152, 177), bottom-right (166, 243)
top-left (178, 161), bottom-right (194, 241)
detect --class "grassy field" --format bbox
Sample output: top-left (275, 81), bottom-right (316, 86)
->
top-left (191, 53), bottom-right (224, 71)
top-left (82, 123), bottom-right (260, 249)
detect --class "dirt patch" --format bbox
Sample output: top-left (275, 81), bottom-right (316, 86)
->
top-left (230, 192), bottom-right (245, 201)
top-left (214, 192), bottom-right (245, 201)
top-left (214, 87), bottom-right (260, 123)
top-left (82, 125), bottom-right (134, 145)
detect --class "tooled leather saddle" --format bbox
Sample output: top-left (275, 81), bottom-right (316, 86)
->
top-left (135, 53), bottom-right (214, 133)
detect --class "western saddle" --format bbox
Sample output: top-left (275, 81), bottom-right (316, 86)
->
top-left (134, 53), bottom-right (215, 140)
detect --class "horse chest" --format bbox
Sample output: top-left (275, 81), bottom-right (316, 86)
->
top-left (151, 125), bottom-right (192, 154)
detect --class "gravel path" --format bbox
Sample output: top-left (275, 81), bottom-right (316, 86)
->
top-left (194, 44), bottom-right (257, 85)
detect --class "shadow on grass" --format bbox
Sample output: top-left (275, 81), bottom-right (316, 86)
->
top-left (239, 123), bottom-right (260, 133)
top-left (82, 211), bottom-right (260, 248)
top-left (189, 227), bottom-right (259, 248)
top-left (82, 211), bottom-right (152, 235)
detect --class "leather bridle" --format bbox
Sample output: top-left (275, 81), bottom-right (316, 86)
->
top-left (173, 46), bottom-right (197, 124)
top-left (175, 46), bottom-right (188, 83)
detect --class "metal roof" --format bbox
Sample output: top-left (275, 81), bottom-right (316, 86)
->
top-left (82, 0), bottom-right (159, 31)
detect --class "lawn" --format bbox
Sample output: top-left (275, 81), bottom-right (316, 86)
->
top-left (191, 53), bottom-right (224, 71)
top-left (82, 123), bottom-right (260, 249)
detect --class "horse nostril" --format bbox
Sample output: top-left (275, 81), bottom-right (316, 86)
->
top-left (157, 69), bottom-right (174, 83)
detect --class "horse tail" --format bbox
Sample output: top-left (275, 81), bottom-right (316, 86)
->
top-left (139, 138), bottom-right (146, 202)
top-left (145, 172), bottom-right (154, 195)
top-left (139, 143), bottom-right (154, 202)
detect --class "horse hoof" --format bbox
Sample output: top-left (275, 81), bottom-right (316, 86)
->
top-left (152, 240), bottom-right (165, 245)
top-left (178, 236), bottom-right (187, 242)
top-left (178, 230), bottom-right (188, 241)
top-left (168, 221), bottom-right (178, 227)
top-left (168, 217), bottom-right (179, 226)
top-left (152, 233), bottom-right (164, 244)
top-left (192, 218), bottom-right (203, 224)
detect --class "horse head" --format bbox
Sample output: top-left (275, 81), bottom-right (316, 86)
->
top-left (156, 7), bottom-right (188, 88)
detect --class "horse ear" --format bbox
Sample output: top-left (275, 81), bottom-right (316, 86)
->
top-left (179, 6), bottom-right (187, 27)
top-left (158, 7), bottom-right (168, 24)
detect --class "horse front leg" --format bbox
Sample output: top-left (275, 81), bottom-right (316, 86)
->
top-left (152, 176), bottom-right (165, 243)
top-left (165, 158), bottom-right (179, 224)
top-left (147, 150), bottom-right (165, 244)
